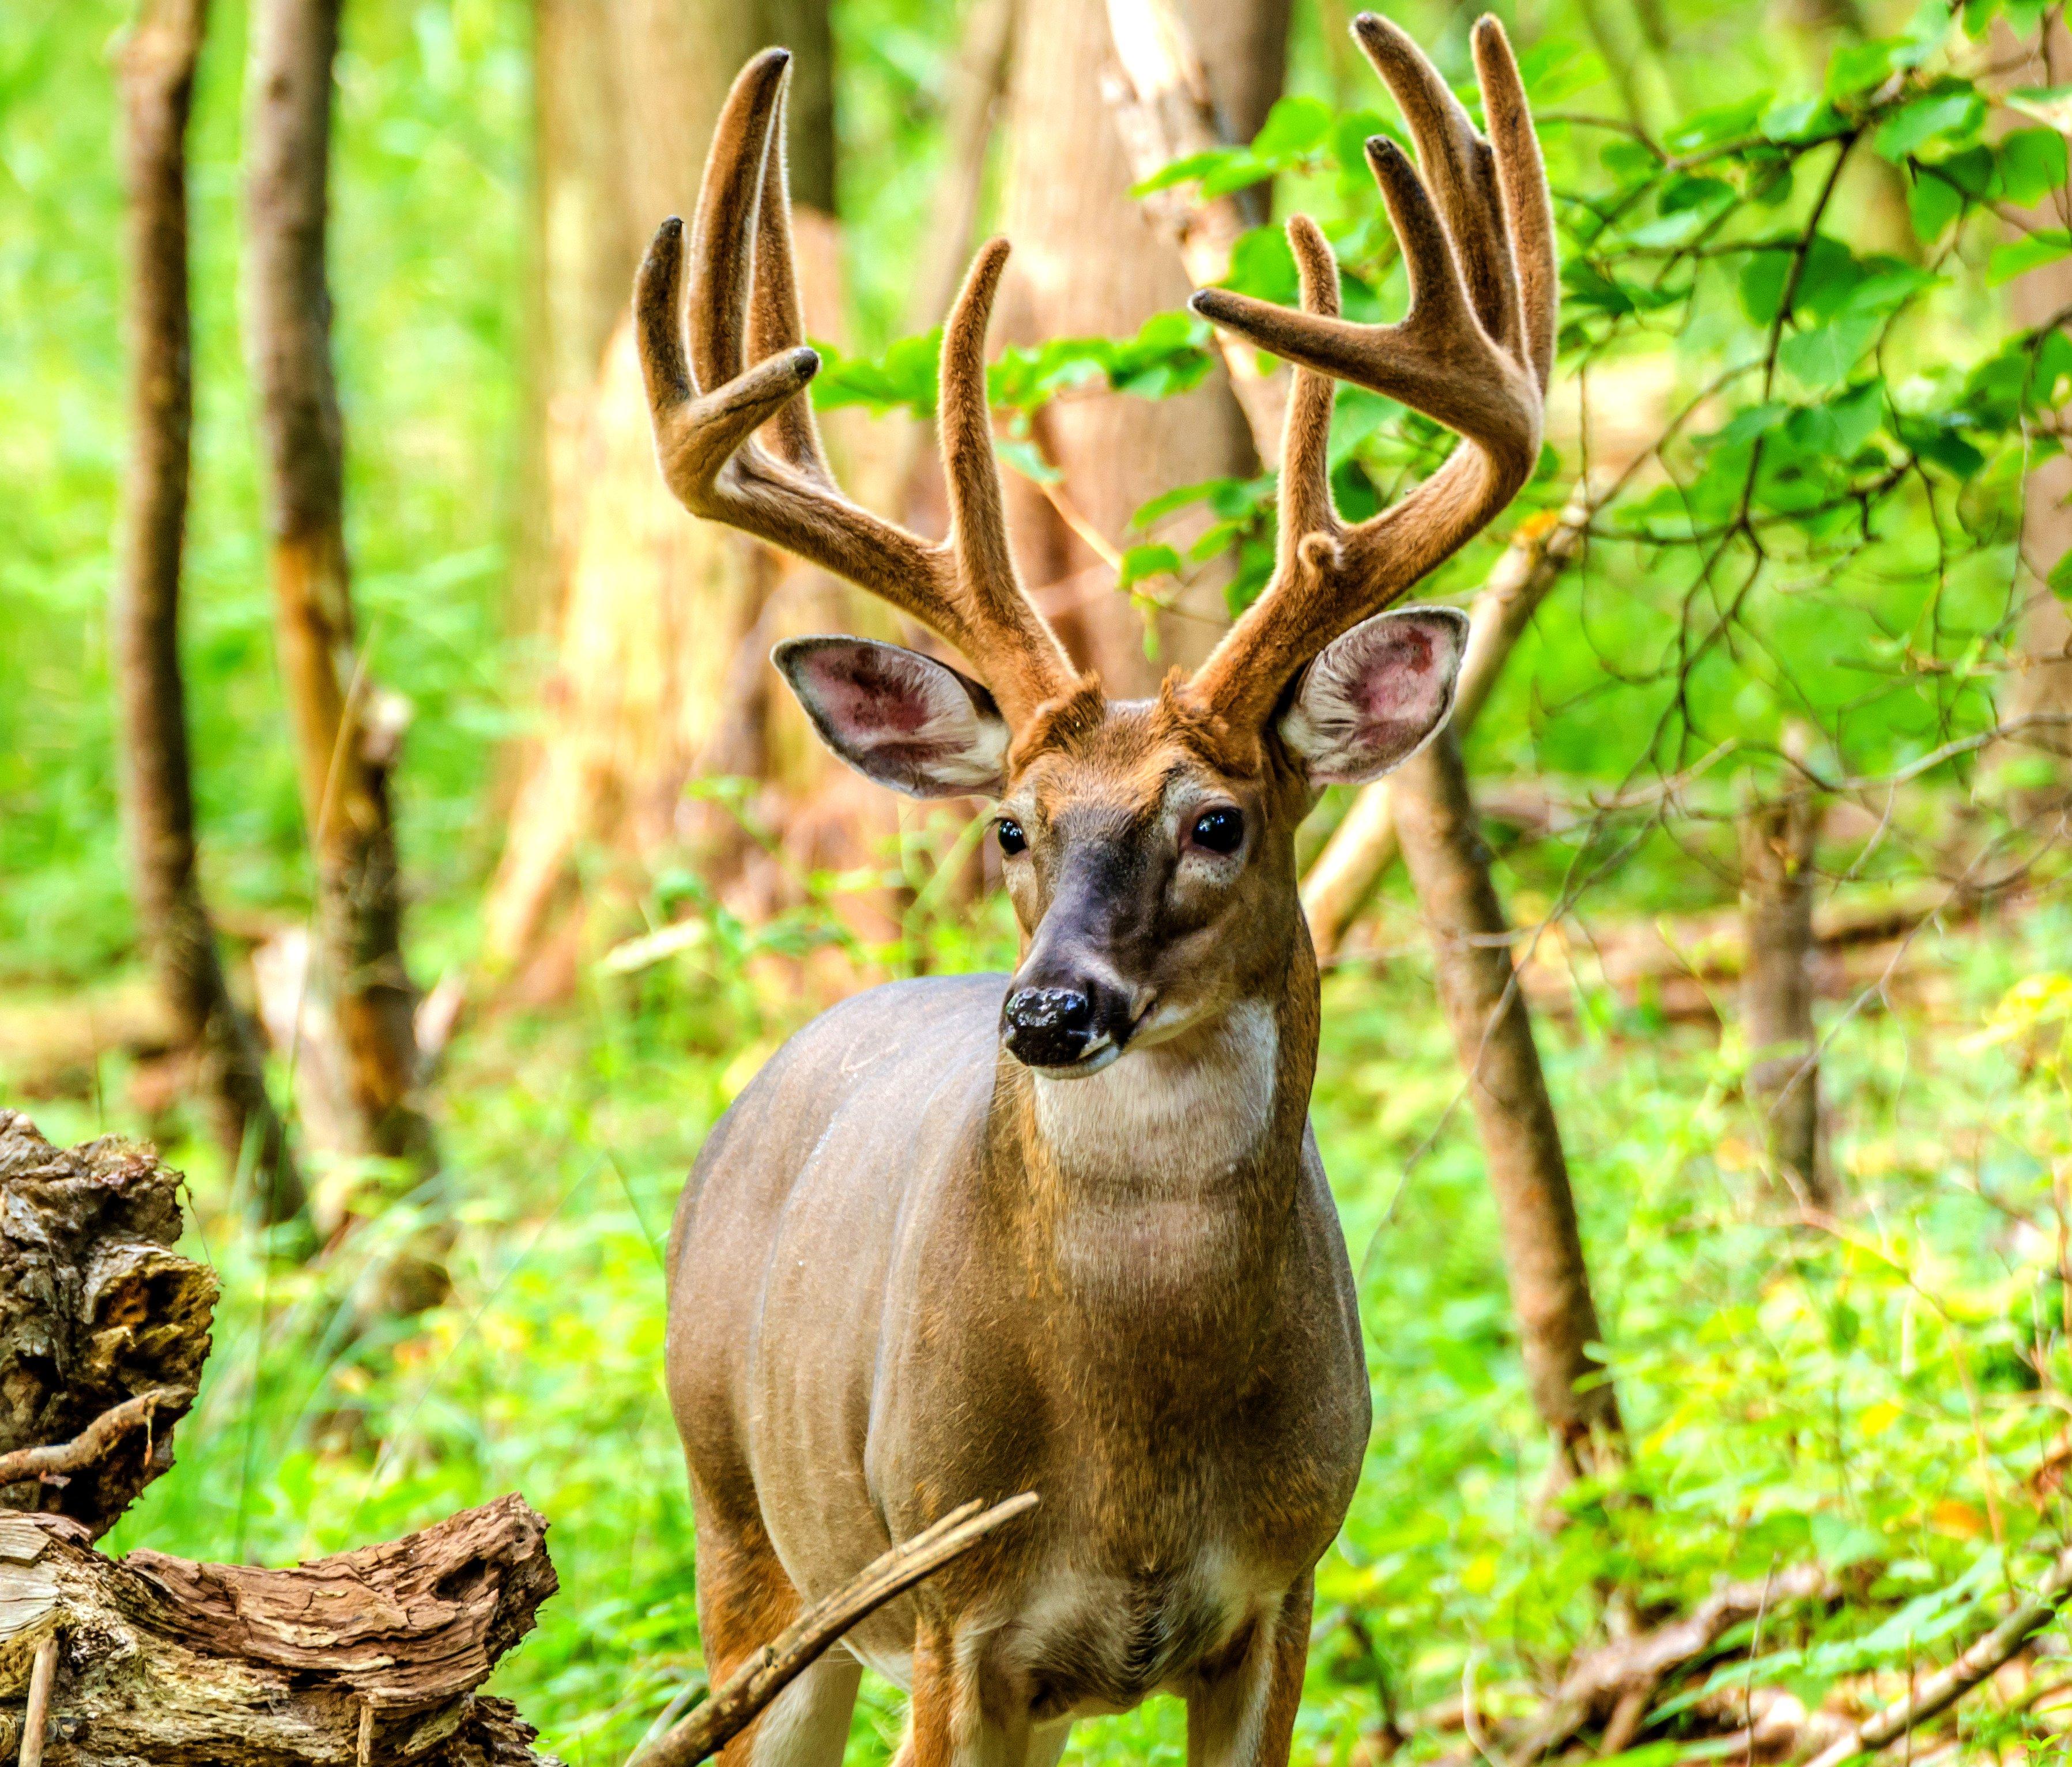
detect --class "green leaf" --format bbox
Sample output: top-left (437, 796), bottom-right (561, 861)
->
top-left (1250, 93), bottom-right (1333, 160)
top-left (809, 330), bottom-right (943, 417)
top-left (1780, 317), bottom-right (1880, 388)
top-left (1664, 96), bottom-right (1765, 153)
top-left (1131, 477), bottom-right (1246, 530)
top-left (1988, 228), bottom-right (2072, 286)
top-left (1899, 413), bottom-right (1986, 478)
top-left (1995, 128), bottom-right (2069, 206)
top-left (1907, 168), bottom-right (1965, 241)
top-left (1331, 109), bottom-right (1400, 177)
top-left (1762, 96), bottom-right (1841, 142)
top-left (1738, 235), bottom-right (1858, 325)
top-left (2006, 82), bottom-right (2072, 134)
top-left (1130, 149), bottom-right (1237, 197)
top-left (1704, 402), bottom-right (1789, 448)
top-left (1825, 36), bottom-right (1903, 98)
top-left (1224, 226), bottom-right (1300, 305)
top-left (1873, 87), bottom-right (1984, 162)
top-left (1796, 236), bottom-right (1875, 319)
top-left (1199, 152), bottom-right (1278, 198)
top-left (2049, 550), bottom-right (2072, 600)
top-left (1799, 380), bottom-right (1885, 457)
top-left (1117, 543), bottom-right (1182, 592)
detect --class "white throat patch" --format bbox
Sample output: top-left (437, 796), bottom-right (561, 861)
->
top-left (1030, 999), bottom-right (1279, 1190)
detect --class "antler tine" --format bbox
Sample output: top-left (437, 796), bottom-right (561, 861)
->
top-left (745, 68), bottom-right (835, 484)
top-left (1352, 12), bottom-right (1519, 360)
top-left (1273, 216), bottom-right (1342, 579)
top-left (1472, 16), bottom-right (1557, 391)
top-left (687, 48), bottom-right (787, 396)
top-left (636, 51), bottom-right (1081, 733)
top-left (940, 239), bottom-right (1080, 686)
top-left (1183, 12), bottom-right (1550, 732)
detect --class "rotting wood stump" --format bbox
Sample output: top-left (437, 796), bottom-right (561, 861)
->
top-left (0, 1112), bottom-right (563, 1764)
top-left (0, 1497), bottom-right (560, 1764)
top-left (0, 1111), bottom-right (216, 1535)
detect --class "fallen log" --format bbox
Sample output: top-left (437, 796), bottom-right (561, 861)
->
top-left (0, 1497), bottom-right (560, 1764)
top-left (0, 1111), bottom-right (215, 1535)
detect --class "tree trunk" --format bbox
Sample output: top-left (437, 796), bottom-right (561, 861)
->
top-left (997, 0), bottom-right (1290, 690)
top-left (113, 0), bottom-right (306, 1230)
top-left (486, 0), bottom-right (880, 980)
top-left (1739, 790), bottom-right (1830, 1206)
top-left (243, 0), bottom-right (430, 1163)
top-left (1391, 729), bottom-right (1622, 1470)
top-left (2001, 20), bottom-right (2072, 803)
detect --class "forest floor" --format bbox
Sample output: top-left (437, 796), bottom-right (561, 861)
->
top-left (5, 886), bottom-right (2070, 1764)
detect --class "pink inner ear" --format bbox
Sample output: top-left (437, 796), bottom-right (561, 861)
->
top-left (1281, 609), bottom-right (1466, 786)
top-left (1357, 622), bottom-right (1441, 723)
top-left (799, 647), bottom-right (934, 739)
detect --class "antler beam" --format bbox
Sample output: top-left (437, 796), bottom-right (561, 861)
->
top-left (636, 50), bottom-right (1080, 730)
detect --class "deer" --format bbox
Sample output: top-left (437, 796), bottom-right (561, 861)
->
top-left (641, 13), bottom-right (1553, 1766)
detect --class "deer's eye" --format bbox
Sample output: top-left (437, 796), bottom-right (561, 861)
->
top-left (997, 818), bottom-right (1028, 856)
top-left (1190, 807), bottom-right (1243, 854)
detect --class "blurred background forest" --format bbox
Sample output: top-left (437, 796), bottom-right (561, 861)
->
top-left (4, 0), bottom-right (2072, 1758)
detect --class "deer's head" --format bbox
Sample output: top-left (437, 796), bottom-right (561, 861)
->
top-left (637, 14), bottom-right (1552, 1077)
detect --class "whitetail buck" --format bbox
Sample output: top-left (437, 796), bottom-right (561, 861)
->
top-left (643, 13), bottom-right (1552, 1765)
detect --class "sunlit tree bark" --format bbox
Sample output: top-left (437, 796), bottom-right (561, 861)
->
top-left (996, 0), bottom-right (1291, 692)
top-left (114, 0), bottom-right (307, 1230)
top-left (244, 0), bottom-right (433, 1166)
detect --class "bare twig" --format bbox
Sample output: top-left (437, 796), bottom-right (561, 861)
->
top-left (19, 1636), bottom-right (58, 1767)
top-left (0, 1387), bottom-right (194, 1493)
top-left (1508, 1563), bottom-right (1836, 1764)
top-left (1802, 1545), bottom-right (2072, 1767)
top-left (628, 1493), bottom-right (1040, 1767)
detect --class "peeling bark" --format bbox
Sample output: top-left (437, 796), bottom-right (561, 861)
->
top-left (0, 1114), bottom-right (215, 1538)
top-left (0, 1500), bottom-right (559, 1765)
top-left (998, 0), bottom-right (1288, 688)
top-left (114, 0), bottom-right (306, 1228)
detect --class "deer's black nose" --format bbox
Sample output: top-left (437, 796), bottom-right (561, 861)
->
top-left (1001, 987), bottom-right (1095, 1068)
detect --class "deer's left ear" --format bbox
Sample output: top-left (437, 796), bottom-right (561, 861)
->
top-left (774, 636), bottom-right (1010, 798)
top-left (1278, 607), bottom-right (1470, 787)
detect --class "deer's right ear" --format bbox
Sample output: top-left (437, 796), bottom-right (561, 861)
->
top-left (774, 637), bottom-right (1010, 798)
top-left (1277, 606), bottom-right (1470, 787)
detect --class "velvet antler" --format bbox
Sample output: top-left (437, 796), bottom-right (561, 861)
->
top-left (636, 50), bottom-right (1081, 730)
top-left (1184, 13), bottom-right (1554, 731)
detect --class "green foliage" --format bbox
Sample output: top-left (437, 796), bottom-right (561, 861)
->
top-left (812, 309), bottom-right (1217, 421)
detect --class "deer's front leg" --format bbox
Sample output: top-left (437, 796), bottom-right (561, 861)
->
top-left (893, 1619), bottom-right (1035, 1767)
top-left (1186, 1573), bottom-right (1314, 1767)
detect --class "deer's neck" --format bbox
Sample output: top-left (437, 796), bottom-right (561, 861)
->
top-left (988, 980), bottom-right (1319, 1321)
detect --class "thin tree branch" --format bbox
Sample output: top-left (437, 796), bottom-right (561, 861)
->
top-left (0, 1388), bottom-right (194, 1492)
top-left (628, 1493), bottom-right (1040, 1767)
top-left (1803, 1544), bottom-right (2072, 1767)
